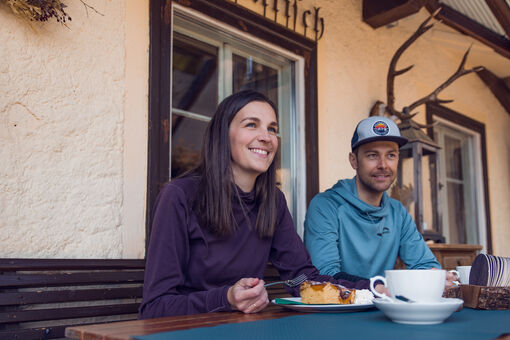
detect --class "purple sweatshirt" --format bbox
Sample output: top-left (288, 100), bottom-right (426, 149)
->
top-left (138, 176), bottom-right (369, 318)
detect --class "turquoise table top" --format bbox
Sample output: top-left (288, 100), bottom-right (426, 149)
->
top-left (133, 308), bottom-right (510, 340)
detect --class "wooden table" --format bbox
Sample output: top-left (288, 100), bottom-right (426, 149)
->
top-left (66, 304), bottom-right (510, 340)
top-left (65, 305), bottom-right (300, 340)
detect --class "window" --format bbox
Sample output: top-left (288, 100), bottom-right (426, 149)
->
top-left (170, 6), bottom-right (305, 231)
top-left (427, 104), bottom-right (491, 252)
top-left (148, 0), bottom-right (319, 242)
top-left (435, 123), bottom-right (485, 245)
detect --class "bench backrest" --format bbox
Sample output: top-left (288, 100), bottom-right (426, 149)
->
top-left (263, 263), bottom-right (291, 298)
top-left (0, 259), bottom-right (145, 340)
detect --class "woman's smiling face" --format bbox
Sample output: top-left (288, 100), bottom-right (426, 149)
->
top-left (228, 100), bottom-right (278, 192)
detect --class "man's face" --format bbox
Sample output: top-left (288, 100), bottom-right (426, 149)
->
top-left (349, 141), bottom-right (399, 194)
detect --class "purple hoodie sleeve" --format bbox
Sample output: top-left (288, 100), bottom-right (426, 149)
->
top-left (138, 183), bottom-right (232, 318)
top-left (269, 191), bottom-right (370, 297)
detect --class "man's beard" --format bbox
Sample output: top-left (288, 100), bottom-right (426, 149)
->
top-left (358, 171), bottom-right (395, 193)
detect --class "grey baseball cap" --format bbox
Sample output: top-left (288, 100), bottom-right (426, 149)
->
top-left (351, 116), bottom-right (408, 151)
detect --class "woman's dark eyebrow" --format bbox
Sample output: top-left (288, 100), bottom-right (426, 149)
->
top-left (240, 117), bottom-right (260, 123)
top-left (240, 117), bottom-right (278, 126)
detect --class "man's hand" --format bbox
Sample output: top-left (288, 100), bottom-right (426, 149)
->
top-left (227, 278), bottom-right (269, 313)
top-left (445, 270), bottom-right (458, 287)
top-left (430, 267), bottom-right (458, 287)
top-left (375, 283), bottom-right (390, 296)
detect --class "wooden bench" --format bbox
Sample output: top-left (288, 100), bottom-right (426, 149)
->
top-left (262, 263), bottom-right (292, 299)
top-left (0, 259), bottom-right (288, 340)
top-left (0, 259), bottom-right (145, 340)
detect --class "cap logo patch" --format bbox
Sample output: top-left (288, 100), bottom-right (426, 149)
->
top-left (373, 121), bottom-right (389, 136)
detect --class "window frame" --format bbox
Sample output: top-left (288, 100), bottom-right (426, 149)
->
top-left (426, 103), bottom-right (492, 252)
top-left (147, 0), bottom-right (319, 248)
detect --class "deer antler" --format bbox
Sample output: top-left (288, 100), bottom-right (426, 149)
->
top-left (404, 46), bottom-right (484, 114)
top-left (382, 8), bottom-right (483, 123)
top-left (386, 8), bottom-right (440, 120)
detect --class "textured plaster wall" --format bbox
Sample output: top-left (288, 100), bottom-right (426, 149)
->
top-left (0, 0), bottom-right (148, 258)
top-left (122, 0), bottom-right (149, 258)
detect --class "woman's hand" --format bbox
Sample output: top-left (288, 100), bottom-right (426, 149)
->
top-left (227, 278), bottom-right (269, 313)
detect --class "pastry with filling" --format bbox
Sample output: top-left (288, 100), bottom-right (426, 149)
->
top-left (299, 280), bottom-right (355, 304)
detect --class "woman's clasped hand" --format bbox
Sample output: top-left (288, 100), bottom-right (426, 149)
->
top-left (227, 278), bottom-right (269, 313)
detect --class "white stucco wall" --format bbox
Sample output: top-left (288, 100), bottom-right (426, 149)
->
top-left (0, 0), bottom-right (148, 258)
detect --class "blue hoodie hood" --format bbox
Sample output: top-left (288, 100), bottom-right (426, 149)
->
top-left (329, 177), bottom-right (391, 236)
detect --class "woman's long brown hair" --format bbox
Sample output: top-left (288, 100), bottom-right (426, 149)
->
top-left (192, 90), bottom-right (278, 238)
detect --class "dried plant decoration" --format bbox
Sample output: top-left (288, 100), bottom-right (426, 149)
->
top-left (2, 0), bottom-right (103, 27)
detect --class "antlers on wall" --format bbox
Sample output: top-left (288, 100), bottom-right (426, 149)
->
top-left (374, 8), bottom-right (484, 128)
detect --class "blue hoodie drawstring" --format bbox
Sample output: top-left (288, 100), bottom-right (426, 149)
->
top-left (365, 212), bottom-right (389, 236)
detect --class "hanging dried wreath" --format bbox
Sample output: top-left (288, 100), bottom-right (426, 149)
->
top-left (2, 0), bottom-right (102, 26)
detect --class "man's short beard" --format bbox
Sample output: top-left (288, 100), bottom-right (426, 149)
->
top-left (358, 172), bottom-right (395, 193)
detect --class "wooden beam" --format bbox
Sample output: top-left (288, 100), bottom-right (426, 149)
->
top-left (485, 0), bottom-right (510, 38)
top-left (426, 2), bottom-right (510, 59)
top-left (363, 0), bottom-right (431, 28)
top-left (147, 0), bottom-right (172, 250)
top-left (477, 68), bottom-right (510, 115)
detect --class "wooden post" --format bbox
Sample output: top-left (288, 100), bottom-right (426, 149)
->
top-left (413, 142), bottom-right (423, 233)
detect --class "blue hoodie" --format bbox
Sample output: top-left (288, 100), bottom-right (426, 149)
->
top-left (304, 177), bottom-right (440, 278)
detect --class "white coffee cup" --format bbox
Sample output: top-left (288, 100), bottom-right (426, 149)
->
top-left (370, 269), bottom-right (446, 303)
top-left (449, 266), bottom-right (471, 285)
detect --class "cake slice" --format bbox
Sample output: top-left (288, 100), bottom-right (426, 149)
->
top-left (299, 280), bottom-right (355, 304)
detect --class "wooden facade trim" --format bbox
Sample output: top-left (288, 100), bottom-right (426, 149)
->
top-left (147, 0), bottom-right (172, 248)
top-left (477, 68), bottom-right (510, 115)
top-left (362, 0), bottom-right (431, 29)
top-left (426, 2), bottom-right (510, 59)
top-left (147, 0), bottom-right (320, 246)
top-left (426, 103), bottom-right (493, 253)
top-left (485, 0), bottom-right (510, 39)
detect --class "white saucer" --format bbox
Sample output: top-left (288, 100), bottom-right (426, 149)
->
top-left (373, 298), bottom-right (463, 325)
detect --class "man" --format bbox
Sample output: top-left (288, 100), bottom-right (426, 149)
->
top-left (304, 116), bottom-right (442, 282)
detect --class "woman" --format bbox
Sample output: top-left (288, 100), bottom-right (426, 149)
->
top-left (139, 90), bottom-right (372, 318)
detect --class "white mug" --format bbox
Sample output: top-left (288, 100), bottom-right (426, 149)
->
top-left (370, 269), bottom-right (446, 303)
top-left (449, 266), bottom-right (471, 285)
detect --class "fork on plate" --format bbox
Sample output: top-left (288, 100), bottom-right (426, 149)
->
top-left (264, 273), bottom-right (308, 287)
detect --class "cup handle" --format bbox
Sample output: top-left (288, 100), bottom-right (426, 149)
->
top-left (370, 275), bottom-right (388, 299)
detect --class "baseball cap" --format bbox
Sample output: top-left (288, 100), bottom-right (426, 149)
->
top-left (351, 116), bottom-right (408, 151)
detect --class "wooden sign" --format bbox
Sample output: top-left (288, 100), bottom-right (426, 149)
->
top-left (228, 0), bottom-right (325, 41)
